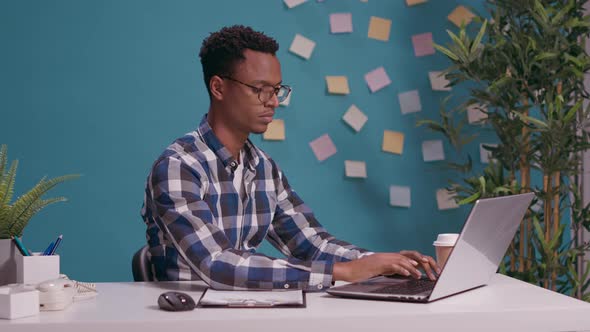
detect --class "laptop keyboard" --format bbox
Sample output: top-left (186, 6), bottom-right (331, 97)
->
top-left (370, 279), bottom-right (435, 295)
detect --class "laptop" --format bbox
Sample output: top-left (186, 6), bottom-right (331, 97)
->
top-left (326, 193), bottom-right (534, 303)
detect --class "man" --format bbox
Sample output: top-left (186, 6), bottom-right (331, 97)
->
top-left (141, 25), bottom-right (440, 291)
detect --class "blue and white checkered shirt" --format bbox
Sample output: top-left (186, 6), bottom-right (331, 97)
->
top-left (141, 114), bottom-right (371, 291)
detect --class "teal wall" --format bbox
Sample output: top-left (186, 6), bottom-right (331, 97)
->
top-left (1, 0), bottom-right (490, 282)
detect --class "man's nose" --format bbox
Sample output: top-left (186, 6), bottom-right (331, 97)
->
top-left (267, 93), bottom-right (280, 108)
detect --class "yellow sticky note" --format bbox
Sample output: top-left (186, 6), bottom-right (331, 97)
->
top-left (406, 0), bottom-right (427, 6)
top-left (263, 119), bottom-right (285, 141)
top-left (382, 130), bottom-right (404, 154)
top-left (368, 16), bottom-right (391, 41)
top-left (448, 5), bottom-right (475, 27)
top-left (326, 76), bottom-right (350, 95)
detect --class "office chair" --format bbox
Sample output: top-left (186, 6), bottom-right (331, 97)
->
top-left (132, 245), bottom-right (154, 281)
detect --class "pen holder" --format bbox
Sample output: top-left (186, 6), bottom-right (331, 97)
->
top-left (0, 285), bottom-right (39, 320)
top-left (16, 253), bottom-right (60, 285)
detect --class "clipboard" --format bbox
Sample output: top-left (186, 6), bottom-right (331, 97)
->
top-left (197, 288), bottom-right (307, 308)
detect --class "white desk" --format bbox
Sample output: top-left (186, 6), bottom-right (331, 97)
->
top-left (1, 274), bottom-right (590, 332)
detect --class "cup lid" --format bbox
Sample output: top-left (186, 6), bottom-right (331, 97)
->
top-left (433, 233), bottom-right (459, 246)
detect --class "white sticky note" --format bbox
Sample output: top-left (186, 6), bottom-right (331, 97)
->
top-left (399, 90), bottom-right (422, 114)
top-left (345, 160), bottom-right (367, 178)
top-left (342, 105), bottom-right (368, 132)
top-left (429, 71), bottom-right (452, 91)
top-left (310, 134), bottom-right (337, 162)
top-left (284, 0), bottom-right (307, 9)
top-left (422, 140), bottom-right (445, 162)
top-left (330, 13), bottom-right (353, 33)
top-left (467, 104), bottom-right (487, 124)
top-left (480, 143), bottom-right (497, 163)
top-left (436, 189), bottom-right (459, 210)
top-left (289, 34), bottom-right (316, 60)
top-left (263, 119), bottom-right (285, 141)
top-left (390, 185), bottom-right (411, 208)
top-left (365, 67), bottom-right (391, 93)
top-left (279, 89), bottom-right (292, 107)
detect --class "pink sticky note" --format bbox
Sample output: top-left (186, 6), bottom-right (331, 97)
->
top-left (309, 134), bottom-right (337, 162)
top-left (412, 32), bottom-right (435, 57)
top-left (330, 13), bottom-right (353, 33)
top-left (364, 67), bottom-right (391, 93)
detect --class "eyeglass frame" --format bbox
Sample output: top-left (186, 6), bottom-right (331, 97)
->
top-left (219, 75), bottom-right (291, 104)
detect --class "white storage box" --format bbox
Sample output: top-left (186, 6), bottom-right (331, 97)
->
top-left (16, 253), bottom-right (60, 285)
top-left (0, 285), bottom-right (39, 319)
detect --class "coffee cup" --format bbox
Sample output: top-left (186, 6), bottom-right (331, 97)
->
top-left (433, 233), bottom-right (459, 268)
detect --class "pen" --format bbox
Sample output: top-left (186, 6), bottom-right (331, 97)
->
top-left (11, 236), bottom-right (31, 256)
top-left (42, 241), bottom-right (55, 256)
top-left (48, 234), bottom-right (63, 255)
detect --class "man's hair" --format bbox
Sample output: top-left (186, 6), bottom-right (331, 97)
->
top-left (199, 25), bottom-right (279, 97)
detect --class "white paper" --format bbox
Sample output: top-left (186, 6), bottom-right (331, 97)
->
top-left (345, 160), bottom-right (367, 178)
top-left (342, 104), bottom-right (368, 132)
top-left (279, 89), bottom-right (292, 107)
top-left (390, 185), bottom-right (411, 208)
top-left (429, 71), bottom-right (452, 91)
top-left (436, 189), bottom-right (459, 210)
top-left (422, 140), bottom-right (445, 161)
top-left (467, 104), bottom-right (487, 124)
top-left (399, 90), bottom-right (422, 114)
top-left (284, 0), bottom-right (307, 9)
top-left (200, 289), bottom-right (304, 306)
top-left (289, 34), bottom-right (316, 60)
top-left (480, 143), bottom-right (497, 163)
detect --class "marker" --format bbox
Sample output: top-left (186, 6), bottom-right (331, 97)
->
top-left (48, 235), bottom-right (63, 255)
top-left (11, 236), bottom-right (31, 256)
top-left (42, 241), bottom-right (55, 256)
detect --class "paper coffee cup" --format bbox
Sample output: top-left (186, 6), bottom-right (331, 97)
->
top-left (433, 233), bottom-right (459, 268)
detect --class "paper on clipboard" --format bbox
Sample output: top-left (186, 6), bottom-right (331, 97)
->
top-left (198, 288), bottom-right (305, 308)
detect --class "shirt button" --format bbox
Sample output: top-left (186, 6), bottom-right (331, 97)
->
top-left (284, 284), bottom-right (290, 289)
top-left (317, 284), bottom-right (323, 290)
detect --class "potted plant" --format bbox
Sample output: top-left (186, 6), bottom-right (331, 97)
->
top-left (419, 0), bottom-right (590, 300)
top-left (0, 144), bottom-right (78, 285)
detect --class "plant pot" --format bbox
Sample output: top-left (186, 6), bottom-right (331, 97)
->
top-left (0, 239), bottom-right (18, 286)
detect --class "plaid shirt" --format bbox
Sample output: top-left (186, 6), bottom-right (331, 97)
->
top-left (141, 114), bottom-right (372, 292)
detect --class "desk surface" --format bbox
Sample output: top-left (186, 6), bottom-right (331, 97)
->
top-left (2, 274), bottom-right (590, 332)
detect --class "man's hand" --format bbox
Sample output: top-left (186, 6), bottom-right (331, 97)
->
top-left (332, 252), bottom-right (441, 283)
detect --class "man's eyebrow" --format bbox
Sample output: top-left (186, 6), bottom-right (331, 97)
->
top-left (251, 80), bottom-right (283, 86)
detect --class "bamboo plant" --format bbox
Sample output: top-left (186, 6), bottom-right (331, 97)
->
top-left (0, 144), bottom-right (79, 239)
top-left (419, 0), bottom-right (590, 300)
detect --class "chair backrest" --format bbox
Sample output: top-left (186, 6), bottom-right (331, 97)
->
top-left (131, 245), bottom-right (154, 281)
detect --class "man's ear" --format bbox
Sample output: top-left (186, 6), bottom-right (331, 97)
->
top-left (210, 75), bottom-right (224, 101)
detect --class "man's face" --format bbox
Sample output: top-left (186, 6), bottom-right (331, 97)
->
top-left (221, 49), bottom-right (282, 135)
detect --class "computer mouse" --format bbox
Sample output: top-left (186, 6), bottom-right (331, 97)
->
top-left (157, 291), bottom-right (196, 311)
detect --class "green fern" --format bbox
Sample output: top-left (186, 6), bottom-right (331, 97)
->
top-left (0, 144), bottom-right (79, 239)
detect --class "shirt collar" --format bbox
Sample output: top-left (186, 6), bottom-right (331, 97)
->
top-left (197, 113), bottom-right (260, 171)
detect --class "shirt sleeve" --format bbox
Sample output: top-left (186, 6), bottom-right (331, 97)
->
top-left (149, 156), bottom-right (347, 292)
top-left (265, 163), bottom-right (374, 288)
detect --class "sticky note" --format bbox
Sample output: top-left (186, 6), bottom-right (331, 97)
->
top-left (436, 189), bottom-right (459, 210)
top-left (330, 13), bottom-right (353, 34)
top-left (263, 119), bottom-right (285, 141)
top-left (279, 89), bottom-right (292, 107)
top-left (326, 76), bottom-right (350, 95)
top-left (284, 0), bottom-right (307, 9)
top-left (467, 104), bottom-right (487, 124)
top-left (399, 90), bottom-right (422, 114)
top-left (480, 143), bottom-right (497, 163)
top-left (429, 71), bottom-right (451, 91)
top-left (382, 130), bottom-right (404, 155)
top-left (289, 34), bottom-right (316, 60)
top-left (448, 5), bottom-right (476, 27)
top-left (310, 134), bottom-right (337, 162)
top-left (422, 140), bottom-right (445, 162)
top-left (406, 0), bottom-right (427, 6)
top-left (365, 67), bottom-right (391, 93)
top-left (368, 16), bottom-right (391, 41)
top-left (343, 105), bottom-right (368, 132)
top-left (390, 185), bottom-right (411, 208)
top-left (412, 32), bottom-right (435, 57)
top-left (345, 160), bottom-right (367, 178)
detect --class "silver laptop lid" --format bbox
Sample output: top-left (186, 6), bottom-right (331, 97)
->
top-left (429, 193), bottom-right (534, 301)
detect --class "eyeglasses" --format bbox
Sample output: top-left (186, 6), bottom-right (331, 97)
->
top-left (220, 76), bottom-right (291, 104)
